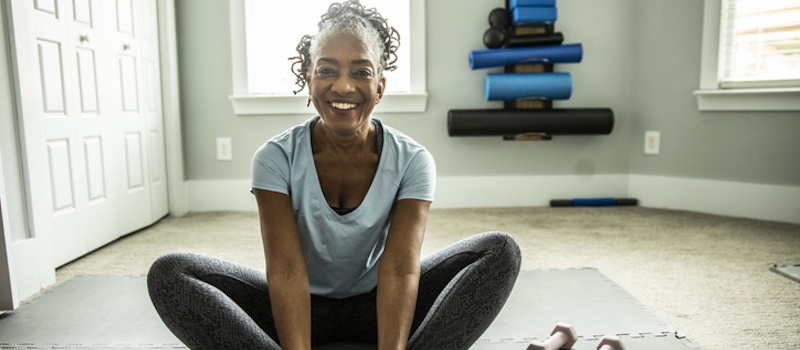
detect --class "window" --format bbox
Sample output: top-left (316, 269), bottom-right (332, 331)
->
top-left (694, 0), bottom-right (800, 111)
top-left (718, 0), bottom-right (800, 89)
top-left (229, 0), bottom-right (427, 115)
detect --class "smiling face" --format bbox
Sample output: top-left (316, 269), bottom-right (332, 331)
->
top-left (307, 32), bottom-right (386, 136)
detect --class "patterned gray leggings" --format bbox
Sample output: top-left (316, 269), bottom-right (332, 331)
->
top-left (147, 232), bottom-right (521, 350)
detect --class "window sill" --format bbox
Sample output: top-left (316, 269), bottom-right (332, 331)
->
top-left (230, 92), bottom-right (428, 116)
top-left (693, 88), bottom-right (800, 112)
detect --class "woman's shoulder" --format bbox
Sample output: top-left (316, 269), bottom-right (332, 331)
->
top-left (254, 116), bottom-right (315, 159)
top-left (378, 121), bottom-right (425, 150)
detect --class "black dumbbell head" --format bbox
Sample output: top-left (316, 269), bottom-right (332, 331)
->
top-left (488, 8), bottom-right (510, 28)
top-left (483, 27), bottom-right (506, 49)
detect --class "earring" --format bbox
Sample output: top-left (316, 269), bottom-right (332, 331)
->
top-left (307, 96), bottom-right (311, 107)
top-left (376, 98), bottom-right (381, 105)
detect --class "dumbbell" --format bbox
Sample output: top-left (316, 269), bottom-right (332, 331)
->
top-left (483, 8), bottom-right (511, 49)
top-left (527, 322), bottom-right (577, 350)
top-left (596, 335), bottom-right (626, 350)
top-left (483, 8), bottom-right (565, 49)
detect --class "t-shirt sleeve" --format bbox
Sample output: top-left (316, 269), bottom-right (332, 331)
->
top-left (397, 149), bottom-right (436, 202)
top-left (251, 141), bottom-right (291, 195)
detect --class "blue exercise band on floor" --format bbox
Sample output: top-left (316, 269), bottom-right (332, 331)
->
top-left (550, 198), bottom-right (639, 207)
top-left (513, 7), bottom-right (558, 26)
top-left (485, 73), bottom-right (571, 100)
top-left (470, 43), bottom-right (583, 70)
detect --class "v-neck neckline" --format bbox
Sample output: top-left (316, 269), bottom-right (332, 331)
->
top-left (305, 116), bottom-right (386, 219)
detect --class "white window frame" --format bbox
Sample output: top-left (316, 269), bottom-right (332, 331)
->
top-left (694, 0), bottom-right (800, 112)
top-left (228, 0), bottom-right (427, 115)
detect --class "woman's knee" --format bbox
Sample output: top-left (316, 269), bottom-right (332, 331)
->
top-left (476, 231), bottom-right (522, 268)
top-left (149, 252), bottom-right (199, 279)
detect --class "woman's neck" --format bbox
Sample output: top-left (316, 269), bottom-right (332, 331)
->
top-left (312, 118), bottom-right (376, 155)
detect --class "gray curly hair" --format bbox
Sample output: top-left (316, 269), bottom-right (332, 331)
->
top-left (289, 1), bottom-right (400, 94)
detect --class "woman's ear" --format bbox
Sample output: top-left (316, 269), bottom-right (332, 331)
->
top-left (377, 76), bottom-right (386, 99)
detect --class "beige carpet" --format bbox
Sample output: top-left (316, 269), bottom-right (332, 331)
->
top-left (54, 207), bottom-right (800, 350)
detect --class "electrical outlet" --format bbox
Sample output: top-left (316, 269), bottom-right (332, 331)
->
top-left (644, 131), bottom-right (660, 155)
top-left (217, 137), bottom-right (232, 161)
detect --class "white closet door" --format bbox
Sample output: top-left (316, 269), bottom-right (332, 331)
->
top-left (8, 0), bottom-right (168, 268)
top-left (8, 0), bottom-right (108, 266)
top-left (105, 0), bottom-right (153, 235)
top-left (70, 0), bottom-right (119, 254)
top-left (140, 0), bottom-right (169, 221)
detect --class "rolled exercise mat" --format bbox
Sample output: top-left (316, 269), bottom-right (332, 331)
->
top-left (513, 6), bottom-right (558, 26)
top-left (486, 73), bottom-right (571, 100)
top-left (508, 32), bottom-right (564, 47)
top-left (470, 43), bottom-right (582, 69)
top-left (447, 108), bottom-right (614, 136)
top-left (510, 0), bottom-right (556, 9)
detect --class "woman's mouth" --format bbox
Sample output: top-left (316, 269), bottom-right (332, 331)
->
top-left (329, 101), bottom-right (358, 110)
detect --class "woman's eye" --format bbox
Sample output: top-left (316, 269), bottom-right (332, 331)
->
top-left (355, 70), bottom-right (373, 78)
top-left (316, 68), bottom-right (334, 75)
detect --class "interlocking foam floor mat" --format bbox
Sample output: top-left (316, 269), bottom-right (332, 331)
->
top-left (0, 269), bottom-right (700, 350)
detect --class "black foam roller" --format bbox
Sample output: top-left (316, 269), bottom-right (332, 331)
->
top-left (615, 198), bottom-right (638, 206)
top-left (447, 109), bottom-right (615, 136)
top-left (507, 32), bottom-right (564, 47)
top-left (550, 199), bottom-right (573, 207)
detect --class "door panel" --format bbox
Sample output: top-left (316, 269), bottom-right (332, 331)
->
top-left (72, 0), bottom-right (92, 26)
top-left (34, 0), bottom-right (58, 16)
top-left (119, 55), bottom-right (138, 112)
top-left (45, 139), bottom-right (74, 213)
top-left (36, 40), bottom-right (66, 114)
top-left (75, 48), bottom-right (98, 113)
top-left (83, 136), bottom-right (105, 202)
top-left (124, 132), bottom-right (144, 190)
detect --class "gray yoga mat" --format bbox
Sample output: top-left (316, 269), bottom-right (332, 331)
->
top-left (0, 270), bottom-right (700, 349)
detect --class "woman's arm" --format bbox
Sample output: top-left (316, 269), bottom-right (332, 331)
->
top-left (377, 199), bottom-right (431, 350)
top-left (254, 188), bottom-right (311, 350)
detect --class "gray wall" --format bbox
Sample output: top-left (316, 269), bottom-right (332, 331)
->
top-left (629, 1), bottom-right (800, 186)
top-left (175, 0), bottom-right (799, 187)
top-left (176, 0), bottom-right (635, 180)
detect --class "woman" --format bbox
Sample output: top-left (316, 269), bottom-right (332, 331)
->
top-left (147, 2), bottom-right (520, 349)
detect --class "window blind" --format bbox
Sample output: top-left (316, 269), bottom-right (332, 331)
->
top-left (718, 0), bottom-right (800, 88)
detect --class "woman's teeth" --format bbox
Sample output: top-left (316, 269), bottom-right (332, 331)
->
top-left (330, 102), bottom-right (357, 110)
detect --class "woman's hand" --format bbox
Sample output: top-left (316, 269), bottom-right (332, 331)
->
top-left (377, 199), bottom-right (431, 350)
top-left (254, 189), bottom-right (312, 350)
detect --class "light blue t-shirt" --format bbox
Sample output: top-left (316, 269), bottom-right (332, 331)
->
top-left (251, 116), bottom-right (436, 298)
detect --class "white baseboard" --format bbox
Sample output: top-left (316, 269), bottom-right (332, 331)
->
top-left (186, 175), bottom-right (630, 212)
top-left (186, 175), bottom-right (800, 225)
top-left (629, 175), bottom-right (800, 225)
top-left (432, 175), bottom-right (630, 208)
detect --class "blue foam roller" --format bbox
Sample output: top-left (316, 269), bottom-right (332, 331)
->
top-left (470, 43), bottom-right (583, 70)
top-left (573, 198), bottom-right (617, 207)
top-left (485, 73), bottom-right (571, 101)
top-left (510, 0), bottom-right (556, 9)
top-left (513, 7), bottom-right (558, 26)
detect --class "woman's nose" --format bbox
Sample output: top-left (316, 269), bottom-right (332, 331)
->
top-left (331, 73), bottom-right (355, 94)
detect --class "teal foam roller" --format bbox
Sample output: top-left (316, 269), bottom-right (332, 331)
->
top-left (486, 73), bottom-right (571, 101)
